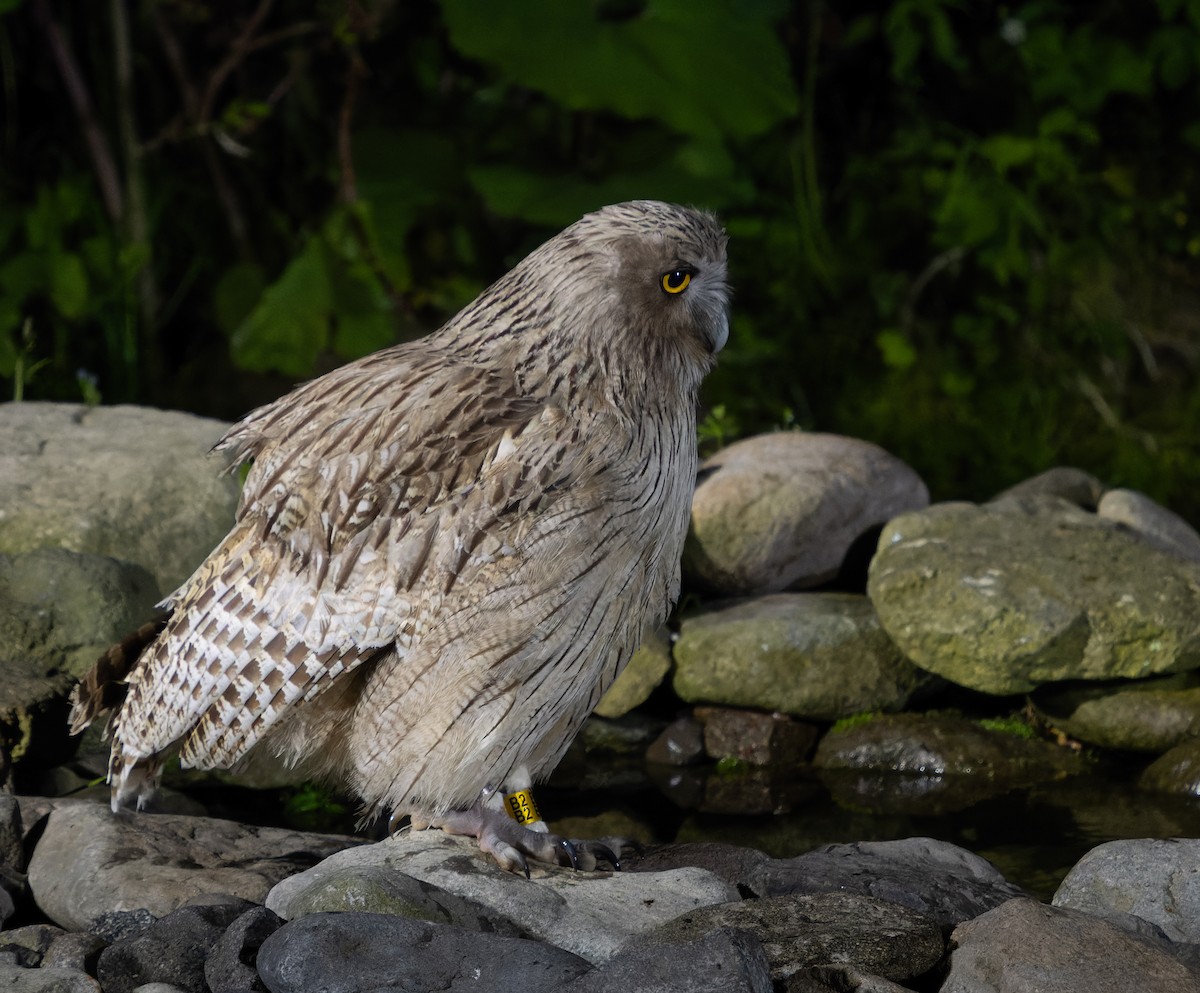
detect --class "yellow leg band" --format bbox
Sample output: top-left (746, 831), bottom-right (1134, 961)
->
top-left (504, 788), bottom-right (541, 825)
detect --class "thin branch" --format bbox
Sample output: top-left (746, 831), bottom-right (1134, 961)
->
top-left (111, 0), bottom-right (157, 389)
top-left (337, 53), bottom-right (365, 204)
top-left (31, 0), bottom-right (123, 221)
top-left (151, 5), bottom-right (251, 255)
top-left (199, 0), bottom-right (276, 125)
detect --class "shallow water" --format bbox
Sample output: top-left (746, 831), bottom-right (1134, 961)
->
top-left (542, 760), bottom-right (1200, 901)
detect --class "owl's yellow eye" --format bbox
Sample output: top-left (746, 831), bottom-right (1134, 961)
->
top-left (661, 269), bottom-right (692, 294)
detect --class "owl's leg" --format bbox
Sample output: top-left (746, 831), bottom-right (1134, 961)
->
top-left (425, 801), bottom-right (579, 877)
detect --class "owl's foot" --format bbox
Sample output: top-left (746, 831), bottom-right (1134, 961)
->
top-left (412, 804), bottom-right (625, 877)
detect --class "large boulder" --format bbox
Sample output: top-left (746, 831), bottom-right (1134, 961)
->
top-left (673, 593), bottom-right (936, 719)
top-left (943, 898), bottom-right (1200, 992)
top-left (1053, 838), bottom-right (1200, 943)
top-left (683, 432), bottom-right (928, 595)
top-left (868, 496), bottom-right (1200, 694)
top-left (0, 402), bottom-right (238, 594)
top-left (26, 801), bottom-right (359, 931)
top-left (0, 548), bottom-right (159, 781)
top-left (265, 829), bottom-right (738, 965)
top-left (1034, 673), bottom-right (1200, 752)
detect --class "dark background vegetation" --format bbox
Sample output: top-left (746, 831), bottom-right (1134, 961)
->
top-left (3, 0), bottom-right (1199, 521)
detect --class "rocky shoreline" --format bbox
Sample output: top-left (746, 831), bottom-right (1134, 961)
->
top-left (6, 793), bottom-right (1200, 992)
top-left (3, 401), bottom-right (1200, 990)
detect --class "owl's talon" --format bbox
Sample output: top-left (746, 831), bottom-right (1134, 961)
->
top-left (578, 841), bottom-right (619, 871)
top-left (558, 837), bottom-right (579, 870)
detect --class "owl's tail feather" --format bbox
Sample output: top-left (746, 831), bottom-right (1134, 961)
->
top-left (68, 617), bottom-right (169, 737)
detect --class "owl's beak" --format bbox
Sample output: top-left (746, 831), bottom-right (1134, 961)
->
top-left (708, 313), bottom-right (729, 354)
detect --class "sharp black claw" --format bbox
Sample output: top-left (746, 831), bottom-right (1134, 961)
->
top-left (590, 843), bottom-right (620, 871)
top-left (559, 837), bottom-right (580, 870)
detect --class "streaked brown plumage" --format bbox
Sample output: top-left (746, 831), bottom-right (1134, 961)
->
top-left (71, 200), bottom-right (729, 866)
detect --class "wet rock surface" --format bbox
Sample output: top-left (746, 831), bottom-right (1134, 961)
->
top-left (6, 811), bottom-right (1198, 991)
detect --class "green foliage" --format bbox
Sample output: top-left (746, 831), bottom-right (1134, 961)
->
top-left (281, 781), bottom-right (351, 833)
top-left (977, 716), bottom-right (1037, 740)
top-left (830, 712), bottom-right (883, 734)
top-left (2, 1), bottom-right (1199, 522)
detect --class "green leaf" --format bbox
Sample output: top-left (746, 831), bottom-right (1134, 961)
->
top-left (441, 0), bottom-right (798, 139)
top-left (876, 329), bottom-right (918, 371)
top-left (980, 134), bottom-right (1037, 173)
top-left (213, 263), bottom-right (268, 336)
top-left (49, 252), bottom-right (89, 319)
top-left (231, 237), bottom-right (332, 376)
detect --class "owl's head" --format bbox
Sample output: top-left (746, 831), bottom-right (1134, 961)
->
top-left (446, 201), bottom-right (730, 393)
top-left (553, 200), bottom-right (730, 364)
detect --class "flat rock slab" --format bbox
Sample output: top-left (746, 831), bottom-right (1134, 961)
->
top-left (944, 897), bottom-right (1200, 992)
top-left (674, 593), bottom-right (935, 719)
top-left (760, 837), bottom-right (1029, 929)
top-left (1035, 672), bottom-right (1200, 752)
top-left (683, 432), bottom-right (928, 595)
top-left (265, 829), bottom-right (739, 964)
top-left (636, 890), bottom-right (944, 984)
top-left (26, 801), bottom-right (360, 931)
top-left (813, 712), bottom-right (1085, 781)
top-left (868, 497), bottom-right (1200, 694)
top-left (0, 402), bottom-right (238, 594)
top-left (1053, 838), bottom-right (1200, 942)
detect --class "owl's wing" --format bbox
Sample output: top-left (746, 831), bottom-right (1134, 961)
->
top-left (145, 348), bottom-right (603, 772)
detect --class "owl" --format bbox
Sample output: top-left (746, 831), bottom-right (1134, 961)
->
top-left (71, 200), bottom-right (730, 872)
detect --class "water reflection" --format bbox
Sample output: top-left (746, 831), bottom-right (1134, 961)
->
top-left (546, 762), bottom-right (1200, 902)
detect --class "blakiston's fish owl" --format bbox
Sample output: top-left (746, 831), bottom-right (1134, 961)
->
top-left (71, 200), bottom-right (729, 871)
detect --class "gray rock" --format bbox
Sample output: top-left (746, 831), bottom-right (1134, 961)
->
top-left (639, 891), bottom-right (943, 985)
top-left (645, 715), bottom-right (706, 766)
top-left (256, 911), bottom-right (591, 993)
top-left (594, 627), bottom-right (672, 719)
top-left (566, 927), bottom-right (772, 993)
top-left (990, 466), bottom-right (1106, 508)
top-left (1035, 672), bottom-right (1200, 751)
top-left (760, 837), bottom-right (1029, 929)
top-left (943, 897), bottom-right (1200, 992)
top-left (1098, 488), bottom-right (1200, 562)
top-left (41, 933), bottom-right (107, 974)
top-left (694, 707), bottom-right (817, 766)
top-left (97, 901), bottom-right (257, 993)
top-left (683, 432), bottom-right (928, 595)
top-left (814, 712), bottom-right (1084, 782)
top-left (26, 801), bottom-right (359, 930)
top-left (868, 497), bottom-right (1200, 694)
top-left (0, 793), bottom-right (23, 870)
top-left (674, 594), bottom-right (934, 719)
top-left (1141, 738), bottom-right (1200, 794)
top-left (630, 843), bottom-right (772, 896)
top-left (266, 829), bottom-right (739, 964)
top-left (0, 402), bottom-right (239, 594)
top-left (0, 924), bottom-right (65, 964)
top-left (0, 966), bottom-right (100, 991)
top-left (203, 906), bottom-right (282, 993)
top-left (0, 549), bottom-right (159, 781)
top-left (1053, 838), bottom-right (1200, 942)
